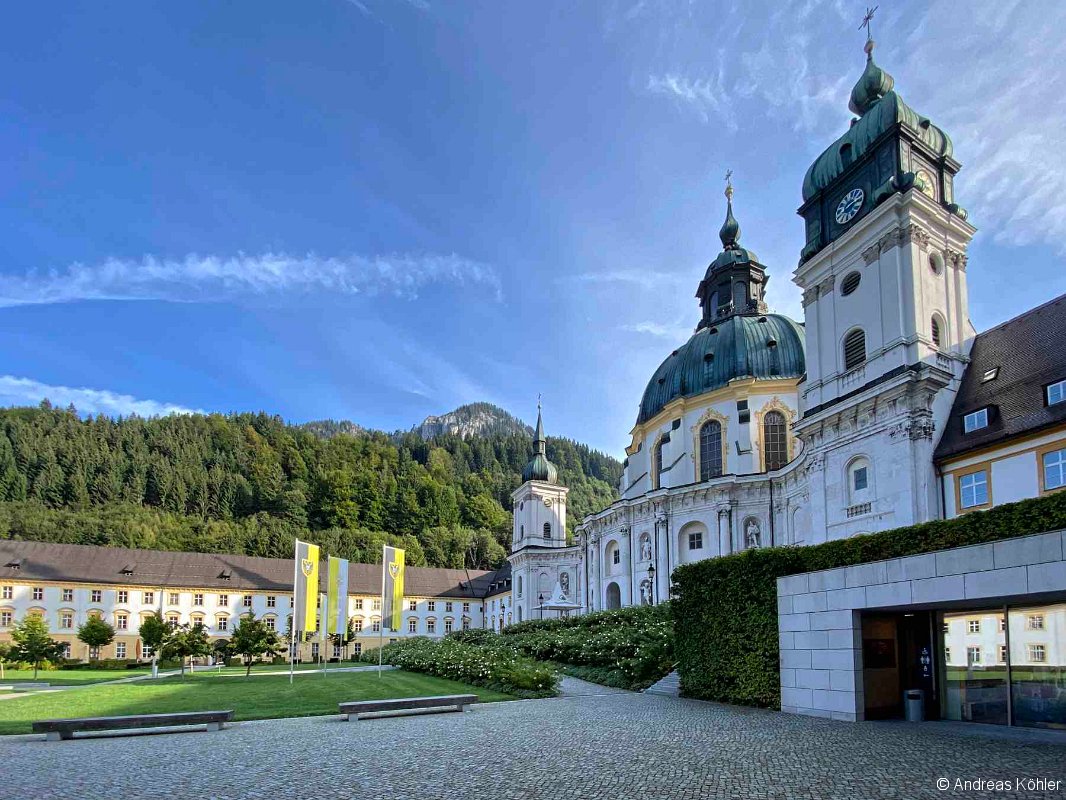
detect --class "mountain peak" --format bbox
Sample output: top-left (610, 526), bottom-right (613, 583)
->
top-left (414, 402), bottom-right (533, 440)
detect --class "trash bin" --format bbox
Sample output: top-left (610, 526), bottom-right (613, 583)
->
top-left (904, 689), bottom-right (924, 722)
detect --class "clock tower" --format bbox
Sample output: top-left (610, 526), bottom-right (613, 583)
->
top-left (792, 27), bottom-right (977, 541)
top-left (507, 403), bottom-right (581, 624)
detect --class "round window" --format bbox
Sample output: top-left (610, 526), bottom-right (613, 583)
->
top-left (840, 271), bottom-right (861, 296)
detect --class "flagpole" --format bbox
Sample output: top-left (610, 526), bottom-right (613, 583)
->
top-left (378, 546), bottom-right (386, 678)
top-left (321, 590), bottom-right (327, 678)
top-left (290, 538), bottom-right (299, 686)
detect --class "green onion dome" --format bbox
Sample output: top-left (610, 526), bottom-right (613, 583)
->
top-left (521, 407), bottom-right (558, 484)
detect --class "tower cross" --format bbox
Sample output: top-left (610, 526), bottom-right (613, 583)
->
top-left (860, 6), bottom-right (877, 40)
top-left (724, 169), bottom-right (734, 200)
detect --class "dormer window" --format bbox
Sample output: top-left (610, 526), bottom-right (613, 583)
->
top-left (1047, 379), bottom-right (1066, 406)
top-left (963, 408), bottom-right (989, 433)
top-left (121, 564), bottom-right (135, 576)
top-left (981, 368), bottom-right (999, 383)
top-left (5, 559), bottom-right (22, 570)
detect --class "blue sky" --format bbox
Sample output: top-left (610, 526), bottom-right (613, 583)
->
top-left (2, 1), bottom-right (1065, 456)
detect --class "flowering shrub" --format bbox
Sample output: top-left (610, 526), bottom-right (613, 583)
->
top-left (362, 636), bottom-right (557, 699)
top-left (501, 604), bottom-right (674, 690)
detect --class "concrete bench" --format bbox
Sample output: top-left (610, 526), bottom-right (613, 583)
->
top-left (339, 694), bottom-right (478, 721)
top-left (32, 710), bottom-right (234, 741)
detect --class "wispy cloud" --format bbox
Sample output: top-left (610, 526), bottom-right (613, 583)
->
top-left (565, 269), bottom-right (686, 290)
top-left (620, 320), bottom-right (692, 340)
top-left (342, 0), bottom-right (373, 16)
top-left (0, 375), bottom-right (204, 417)
top-left (0, 252), bottom-right (501, 308)
top-left (646, 67), bottom-right (735, 131)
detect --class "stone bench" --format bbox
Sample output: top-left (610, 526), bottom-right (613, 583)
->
top-left (32, 710), bottom-right (234, 741)
top-left (339, 694), bottom-right (478, 721)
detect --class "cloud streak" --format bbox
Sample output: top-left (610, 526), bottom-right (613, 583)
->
top-left (566, 269), bottom-right (687, 290)
top-left (0, 375), bottom-right (204, 418)
top-left (0, 252), bottom-right (501, 308)
top-left (620, 320), bottom-right (692, 341)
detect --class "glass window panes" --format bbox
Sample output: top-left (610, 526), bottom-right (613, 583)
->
top-left (959, 471), bottom-right (989, 508)
top-left (1047, 379), bottom-right (1066, 406)
top-left (942, 610), bottom-right (1007, 725)
top-left (853, 466), bottom-right (868, 491)
top-left (699, 420), bottom-right (723, 481)
top-left (763, 411), bottom-right (788, 471)
top-left (1009, 603), bottom-right (1065, 730)
top-left (1043, 448), bottom-right (1066, 491)
top-left (963, 408), bottom-right (988, 433)
top-left (688, 531), bottom-right (703, 550)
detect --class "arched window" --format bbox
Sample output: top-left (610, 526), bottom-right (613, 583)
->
top-left (699, 420), bottom-right (723, 481)
top-left (708, 290), bottom-right (719, 317)
top-left (931, 316), bottom-right (942, 348)
top-left (843, 329), bottom-right (866, 371)
top-left (763, 410), bottom-right (788, 471)
top-left (605, 582), bottom-right (621, 610)
top-left (653, 437), bottom-right (665, 489)
top-left (543, 522), bottom-right (551, 539)
top-left (840, 142), bottom-right (853, 167)
top-left (519, 524), bottom-right (524, 539)
top-left (847, 457), bottom-right (872, 506)
top-left (516, 575), bottom-right (522, 598)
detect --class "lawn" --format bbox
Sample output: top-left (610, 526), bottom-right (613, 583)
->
top-left (0, 668), bottom-right (150, 686)
top-left (0, 669), bottom-right (513, 734)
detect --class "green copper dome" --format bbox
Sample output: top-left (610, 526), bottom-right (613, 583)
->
top-left (637, 314), bottom-right (806, 425)
top-left (521, 407), bottom-right (558, 484)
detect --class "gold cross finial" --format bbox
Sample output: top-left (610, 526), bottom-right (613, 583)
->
top-left (724, 169), bottom-right (734, 201)
top-left (537, 393), bottom-right (542, 412)
top-left (860, 6), bottom-right (876, 38)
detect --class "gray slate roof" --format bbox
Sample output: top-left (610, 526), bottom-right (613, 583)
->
top-left (934, 293), bottom-right (1066, 461)
top-left (0, 540), bottom-right (496, 599)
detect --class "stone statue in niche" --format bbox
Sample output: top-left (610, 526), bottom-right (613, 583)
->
top-left (639, 578), bottom-right (653, 606)
top-left (560, 572), bottom-right (570, 598)
top-left (744, 518), bottom-right (761, 549)
top-left (639, 533), bottom-right (653, 562)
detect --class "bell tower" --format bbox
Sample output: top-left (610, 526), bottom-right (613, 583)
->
top-left (792, 16), bottom-right (977, 541)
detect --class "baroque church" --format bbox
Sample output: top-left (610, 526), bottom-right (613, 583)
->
top-left (505, 33), bottom-right (1066, 619)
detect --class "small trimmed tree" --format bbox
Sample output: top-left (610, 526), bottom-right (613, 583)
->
top-left (11, 614), bottom-right (66, 678)
top-left (160, 622), bottom-right (211, 678)
top-left (138, 612), bottom-right (169, 678)
top-left (230, 614), bottom-right (283, 676)
top-left (77, 616), bottom-right (115, 661)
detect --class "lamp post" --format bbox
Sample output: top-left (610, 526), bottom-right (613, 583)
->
top-left (647, 563), bottom-right (656, 606)
top-left (538, 593), bottom-right (544, 620)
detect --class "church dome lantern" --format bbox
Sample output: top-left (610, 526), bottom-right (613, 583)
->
top-left (521, 404), bottom-right (558, 484)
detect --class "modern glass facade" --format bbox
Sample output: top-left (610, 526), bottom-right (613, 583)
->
top-left (940, 602), bottom-right (1065, 730)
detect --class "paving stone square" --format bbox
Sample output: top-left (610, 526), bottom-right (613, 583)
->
top-left (1, 687), bottom-right (1064, 799)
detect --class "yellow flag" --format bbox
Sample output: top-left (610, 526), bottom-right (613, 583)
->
top-left (293, 540), bottom-right (320, 633)
top-left (382, 546), bottom-right (404, 632)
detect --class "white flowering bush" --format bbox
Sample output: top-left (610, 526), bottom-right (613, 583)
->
top-left (363, 636), bottom-right (557, 698)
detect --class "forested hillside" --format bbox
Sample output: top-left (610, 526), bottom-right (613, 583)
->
top-left (0, 403), bottom-right (620, 569)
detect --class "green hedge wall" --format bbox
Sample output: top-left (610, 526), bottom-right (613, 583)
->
top-left (672, 490), bottom-right (1066, 709)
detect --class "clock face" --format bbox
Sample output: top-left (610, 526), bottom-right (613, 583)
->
top-left (835, 188), bottom-right (864, 225)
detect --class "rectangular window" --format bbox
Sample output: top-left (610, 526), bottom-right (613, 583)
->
top-left (1028, 644), bottom-right (1046, 663)
top-left (963, 408), bottom-right (989, 433)
top-left (1027, 614), bottom-right (1045, 631)
top-left (1047, 378), bottom-right (1066, 406)
top-left (372, 599), bottom-right (381, 611)
top-left (167, 614), bottom-right (179, 626)
top-left (116, 614), bottom-right (128, 630)
top-left (853, 466), bottom-right (868, 492)
top-left (462, 602), bottom-right (470, 613)
top-left (408, 618), bottom-right (417, 633)
top-left (115, 642), bottom-right (127, 659)
top-left (311, 643), bottom-right (319, 658)
top-left (333, 643), bottom-right (342, 658)
top-left (168, 592), bottom-right (179, 605)
top-left (61, 612), bottom-right (73, 629)
top-left (243, 595), bottom-right (253, 608)
top-left (218, 594), bottom-right (228, 607)
top-left (999, 617), bottom-right (1006, 632)
top-left (353, 619), bottom-right (363, 632)
top-left (32, 587), bottom-right (43, 601)
top-left (193, 593), bottom-right (203, 606)
top-left (968, 619), bottom-right (981, 634)
top-left (265, 617), bottom-right (276, 631)
top-left (1043, 448), bottom-right (1066, 491)
top-left (0, 611), bottom-right (11, 627)
top-left (409, 600), bottom-right (417, 611)
top-left (354, 598), bottom-right (364, 610)
top-left (267, 596), bottom-right (276, 608)
top-left (737, 399), bottom-right (750, 425)
top-left (372, 618), bottom-right (381, 633)
top-left (427, 601), bottom-right (435, 612)
top-left (967, 646), bottom-right (981, 665)
top-left (999, 645), bottom-right (1008, 663)
top-left (427, 618), bottom-right (436, 634)
top-left (462, 617), bottom-right (470, 631)
top-left (117, 590), bottom-right (128, 604)
top-left (688, 531), bottom-right (703, 550)
top-left (217, 617), bottom-right (228, 632)
top-left (959, 471), bottom-right (989, 509)
top-left (141, 643), bottom-right (154, 659)
top-left (353, 642), bottom-right (362, 656)
top-left (1, 586), bottom-right (10, 600)
top-left (143, 591), bottom-right (154, 605)
top-left (445, 602), bottom-right (453, 613)
top-left (444, 618), bottom-right (453, 633)
top-left (62, 588), bottom-right (73, 602)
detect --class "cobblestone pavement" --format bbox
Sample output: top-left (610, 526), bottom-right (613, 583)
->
top-left (1, 692), bottom-right (1063, 799)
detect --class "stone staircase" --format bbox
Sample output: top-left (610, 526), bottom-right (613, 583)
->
top-left (643, 670), bottom-right (680, 697)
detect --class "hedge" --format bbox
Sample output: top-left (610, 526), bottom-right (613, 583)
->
top-left (361, 636), bottom-right (557, 698)
top-left (672, 490), bottom-right (1066, 709)
top-left (501, 604), bottom-right (673, 690)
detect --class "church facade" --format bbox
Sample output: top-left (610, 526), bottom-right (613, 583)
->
top-left (561, 36), bottom-right (1066, 618)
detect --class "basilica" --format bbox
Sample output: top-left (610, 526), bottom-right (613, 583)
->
top-left (505, 35), bottom-right (1066, 620)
